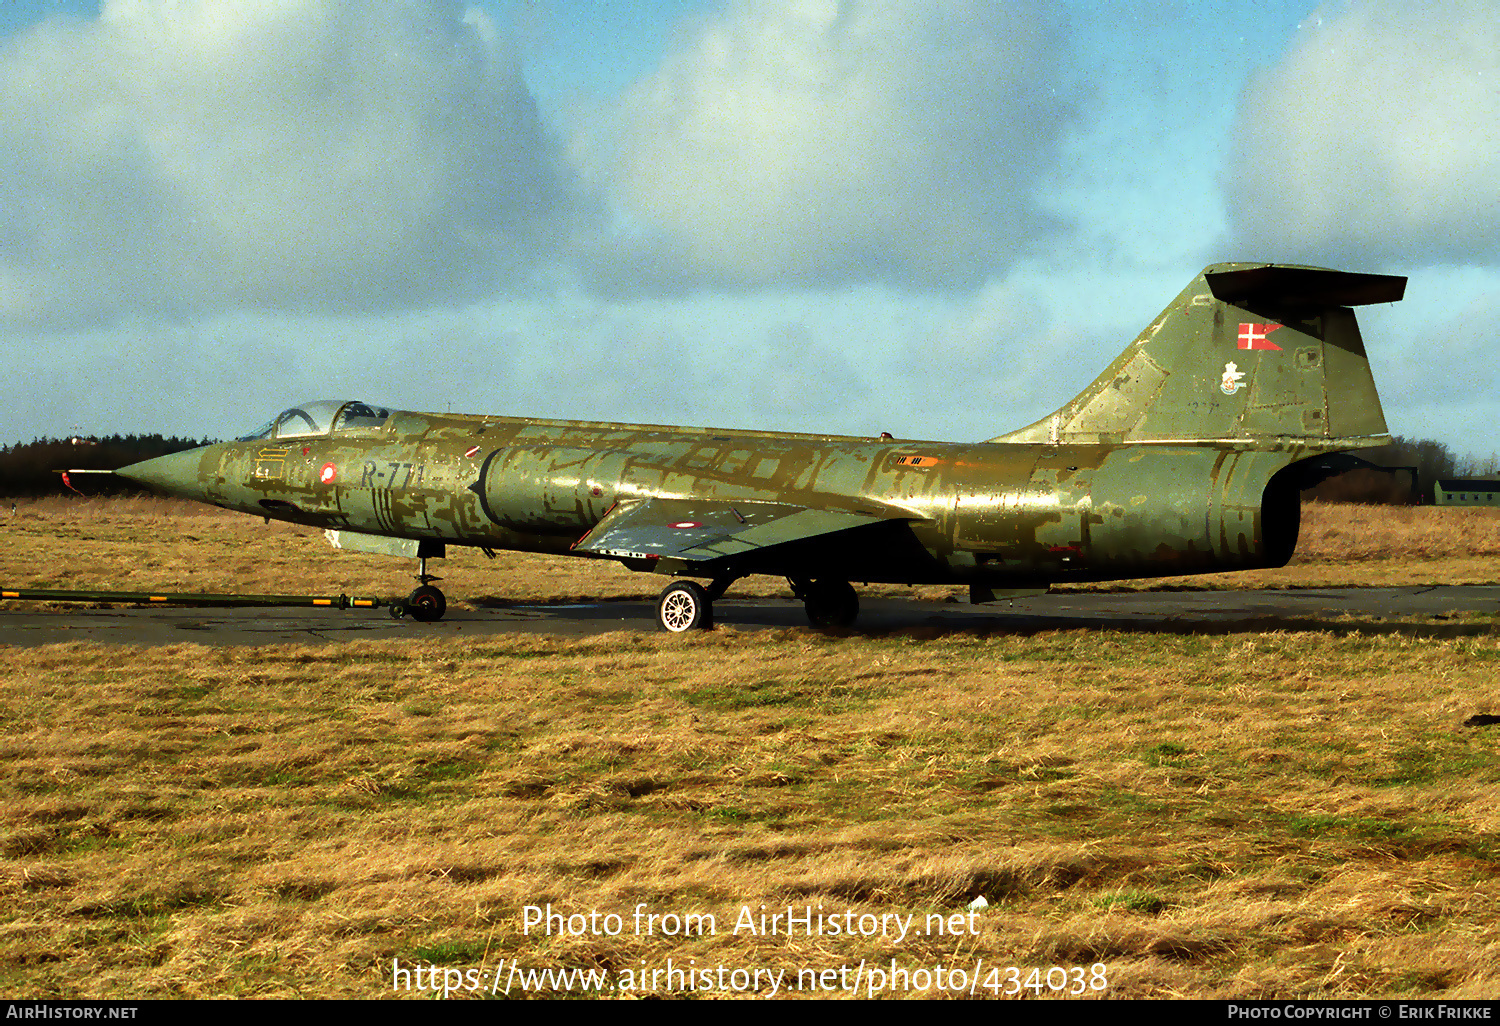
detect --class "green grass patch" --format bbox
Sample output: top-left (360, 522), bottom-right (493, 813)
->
top-left (1092, 889), bottom-right (1169, 915)
top-left (76, 886), bottom-right (227, 920)
top-left (679, 677), bottom-right (880, 712)
top-left (1142, 741), bottom-right (1194, 767)
top-left (1370, 742), bottom-right (1496, 786)
top-left (405, 939), bottom-right (497, 965)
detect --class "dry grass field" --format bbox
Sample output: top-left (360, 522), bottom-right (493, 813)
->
top-left (2, 499), bottom-right (1500, 999)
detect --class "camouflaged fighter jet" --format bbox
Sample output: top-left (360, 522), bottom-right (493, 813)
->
top-left (116, 263), bottom-right (1404, 631)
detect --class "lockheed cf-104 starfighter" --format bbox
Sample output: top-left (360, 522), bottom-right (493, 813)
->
top-left (117, 263), bottom-right (1405, 631)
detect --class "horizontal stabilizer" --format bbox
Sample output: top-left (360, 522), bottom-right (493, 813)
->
top-left (574, 498), bottom-right (890, 563)
top-left (1204, 266), bottom-right (1406, 310)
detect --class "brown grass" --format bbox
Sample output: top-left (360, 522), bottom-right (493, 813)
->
top-left (4, 498), bottom-right (1500, 999)
top-left (2, 630), bottom-right (1500, 999)
top-left (1295, 502), bottom-right (1500, 560)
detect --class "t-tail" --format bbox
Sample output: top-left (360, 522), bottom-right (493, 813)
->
top-left (989, 263), bottom-right (1404, 451)
top-left (961, 263), bottom-right (1406, 585)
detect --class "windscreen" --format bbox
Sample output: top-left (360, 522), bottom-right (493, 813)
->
top-left (273, 401), bottom-right (344, 439)
top-left (266, 400), bottom-right (391, 439)
top-left (332, 402), bottom-right (391, 433)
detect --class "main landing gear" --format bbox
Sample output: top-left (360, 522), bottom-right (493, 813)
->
top-left (789, 578), bottom-right (859, 629)
top-left (389, 555), bottom-right (447, 623)
top-left (657, 580), bottom-right (714, 632)
top-left (654, 577), bottom-right (860, 632)
top-left (656, 577), bottom-right (736, 633)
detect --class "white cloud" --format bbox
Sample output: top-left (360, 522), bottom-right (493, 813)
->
top-left (1225, 0), bottom-right (1500, 265)
top-left (0, 0), bottom-right (583, 326)
top-left (573, 0), bottom-right (1070, 289)
top-left (1366, 266), bottom-right (1500, 407)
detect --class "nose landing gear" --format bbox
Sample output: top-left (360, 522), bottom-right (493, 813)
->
top-left (402, 584), bottom-right (446, 622)
top-left (388, 555), bottom-right (447, 622)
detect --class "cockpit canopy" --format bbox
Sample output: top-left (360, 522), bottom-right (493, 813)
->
top-left (238, 400), bottom-right (392, 441)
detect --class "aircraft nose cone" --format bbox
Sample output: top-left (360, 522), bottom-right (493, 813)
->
top-left (116, 448), bottom-right (212, 500)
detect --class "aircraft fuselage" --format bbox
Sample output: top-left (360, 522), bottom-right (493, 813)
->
top-left (175, 412), bottom-right (1301, 588)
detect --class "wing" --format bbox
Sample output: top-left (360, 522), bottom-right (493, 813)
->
top-left (573, 498), bottom-right (898, 564)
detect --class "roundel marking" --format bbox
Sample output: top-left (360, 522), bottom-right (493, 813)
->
top-left (669, 521), bottom-right (702, 529)
top-left (319, 463), bottom-right (338, 484)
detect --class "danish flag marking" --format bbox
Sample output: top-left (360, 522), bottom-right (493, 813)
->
top-left (1238, 322), bottom-right (1284, 350)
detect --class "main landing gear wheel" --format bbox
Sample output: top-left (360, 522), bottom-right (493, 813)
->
top-left (799, 579), bottom-right (858, 629)
top-left (405, 584), bottom-right (446, 623)
top-left (657, 580), bottom-right (713, 633)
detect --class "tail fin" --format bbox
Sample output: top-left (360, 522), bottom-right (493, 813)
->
top-left (989, 263), bottom-right (1404, 450)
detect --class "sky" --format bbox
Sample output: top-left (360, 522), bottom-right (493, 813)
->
top-left (1, 0), bottom-right (1497, 456)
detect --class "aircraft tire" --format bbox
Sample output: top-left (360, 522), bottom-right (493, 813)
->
top-left (803, 579), bottom-right (858, 629)
top-left (407, 585), bottom-right (447, 623)
top-left (657, 580), bottom-right (713, 632)
top-left (388, 602), bottom-right (407, 620)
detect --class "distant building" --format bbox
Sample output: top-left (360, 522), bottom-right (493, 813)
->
top-left (1434, 480), bottom-right (1500, 506)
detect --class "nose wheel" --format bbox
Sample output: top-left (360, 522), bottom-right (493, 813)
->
top-left (389, 555), bottom-right (447, 622)
top-left (405, 584), bottom-right (446, 622)
top-left (389, 585), bottom-right (447, 621)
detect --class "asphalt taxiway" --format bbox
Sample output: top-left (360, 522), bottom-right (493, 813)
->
top-left (1, 586), bottom-right (1495, 647)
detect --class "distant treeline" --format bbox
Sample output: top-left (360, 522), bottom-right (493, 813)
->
top-left (1305, 435), bottom-right (1498, 504)
top-left (0, 435), bottom-right (216, 497)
